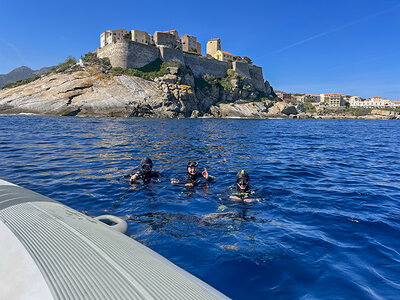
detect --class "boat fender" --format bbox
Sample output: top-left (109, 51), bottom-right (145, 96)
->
top-left (94, 215), bottom-right (129, 235)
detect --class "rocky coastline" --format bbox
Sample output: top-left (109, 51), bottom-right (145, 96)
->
top-left (0, 61), bottom-right (399, 120)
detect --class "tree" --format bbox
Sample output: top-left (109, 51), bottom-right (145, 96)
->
top-left (243, 56), bottom-right (253, 64)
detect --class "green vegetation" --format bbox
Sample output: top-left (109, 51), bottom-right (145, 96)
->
top-left (183, 50), bottom-right (201, 56)
top-left (303, 102), bottom-right (316, 113)
top-left (51, 56), bottom-right (81, 73)
top-left (2, 75), bottom-right (41, 89)
top-left (194, 76), bottom-right (213, 89)
top-left (243, 56), bottom-right (253, 64)
top-left (345, 107), bottom-right (373, 116)
top-left (82, 52), bottom-right (111, 73)
top-left (110, 59), bottom-right (180, 81)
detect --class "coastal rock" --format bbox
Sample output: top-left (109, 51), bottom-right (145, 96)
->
top-left (0, 70), bottom-right (180, 117)
top-left (0, 67), bottom-right (279, 118)
top-left (267, 101), bottom-right (298, 116)
top-left (210, 100), bottom-right (273, 118)
top-left (370, 109), bottom-right (397, 117)
top-left (190, 110), bottom-right (199, 118)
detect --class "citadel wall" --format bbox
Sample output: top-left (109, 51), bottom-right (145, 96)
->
top-left (97, 41), bottom-right (159, 69)
top-left (97, 41), bottom-right (266, 91)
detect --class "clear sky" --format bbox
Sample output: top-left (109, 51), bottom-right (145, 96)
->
top-left (1, 0), bottom-right (399, 99)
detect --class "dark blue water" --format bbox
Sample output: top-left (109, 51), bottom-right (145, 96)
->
top-left (1, 115), bottom-right (399, 299)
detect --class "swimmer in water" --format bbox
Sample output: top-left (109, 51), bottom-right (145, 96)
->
top-left (229, 170), bottom-right (256, 203)
top-left (171, 161), bottom-right (215, 187)
top-left (130, 157), bottom-right (160, 185)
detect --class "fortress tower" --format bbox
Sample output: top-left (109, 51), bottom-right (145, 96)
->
top-left (206, 38), bottom-right (221, 57)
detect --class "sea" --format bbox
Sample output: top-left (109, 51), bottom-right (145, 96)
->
top-left (1, 115), bottom-right (399, 299)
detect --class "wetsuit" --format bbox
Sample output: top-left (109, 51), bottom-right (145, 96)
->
top-left (132, 170), bottom-right (160, 184)
top-left (179, 173), bottom-right (215, 186)
top-left (228, 185), bottom-right (255, 200)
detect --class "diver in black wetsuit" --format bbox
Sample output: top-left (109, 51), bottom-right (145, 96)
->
top-left (130, 157), bottom-right (160, 184)
top-left (171, 161), bottom-right (215, 187)
top-left (229, 170), bottom-right (256, 203)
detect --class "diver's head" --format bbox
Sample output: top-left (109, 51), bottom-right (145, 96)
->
top-left (236, 169), bottom-right (250, 191)
top-left (187, 161), bottom-right (199, 176)
top-left (141, 157), bottom-right (153, 173)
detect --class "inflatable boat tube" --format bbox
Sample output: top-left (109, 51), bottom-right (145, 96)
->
top-left (0, 179), bottom-right (229, 300)
top-left (94, 215), bottom-right (129, 235)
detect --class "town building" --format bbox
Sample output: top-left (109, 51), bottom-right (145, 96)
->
top-left (370, 96), bottom-right (382, 102)
top-left (181, 34), bottom-right (201, 54)
top-left (304, 94), bottom-right (321, 102)
top-left (276, 92), bottom-right (293, 101)
top-left (349, 96), bottom-right (400, 108)
top-left (206, 38), bottom-right (221, 57)
top-left (153, 30), bottom-right (181, 49)
top-left (292, 95), bottom-right (305, 102)
top-left (131, 30), bottom-right (154, 45)
top-left (320, 93), bottom-right (344, 107)
top-left (349, 96), bottom-right (364, 107)
top-left (100, 29), bottom-right (129, 48)
top-left (213, 50), bottom-right (233, 62)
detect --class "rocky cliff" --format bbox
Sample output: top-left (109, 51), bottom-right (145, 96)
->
top-left (1, 61), bottom-right (300, 118)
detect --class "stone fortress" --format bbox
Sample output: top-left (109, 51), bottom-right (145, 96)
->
top-left (97, 28), bottom-right (270, 93)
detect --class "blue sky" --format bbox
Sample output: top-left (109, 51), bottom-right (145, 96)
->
top-left (1, 0), bottom-right (399, 99)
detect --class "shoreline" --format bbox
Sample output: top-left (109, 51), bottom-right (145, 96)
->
top-left (1, 112), bottom-right (399, 120)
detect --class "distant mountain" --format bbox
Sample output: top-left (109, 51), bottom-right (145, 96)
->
top-left (0, 66), bottom-right (52, 88)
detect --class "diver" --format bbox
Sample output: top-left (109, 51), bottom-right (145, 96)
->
top-left (171, 161), bottom-right (215, 187)
top-left (229, 170), bottom-right (256, 203)
top-left (130, 157), bottom-right (160, 185)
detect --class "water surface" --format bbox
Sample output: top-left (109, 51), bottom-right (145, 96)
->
top-left (1, 116), bottom-right (399, 299)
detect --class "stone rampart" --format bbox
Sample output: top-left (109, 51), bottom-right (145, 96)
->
top-left (97, 41), bottom-right (266, 91)
top-left (159, 47), bottom-right (184, 64)
top-left (183, 53), bottom-right (230, 78)
top-left (232, 61), bottom-right (250, 78)
top-left (97, 41), bottom-right (159, 69)
top-left (248, 65), bottom-right (266, 92)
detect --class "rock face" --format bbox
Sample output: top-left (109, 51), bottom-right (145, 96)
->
top-left (0, 69), bottom-right (176, 117)
top-left (0, 66), bottom-right (300, 118)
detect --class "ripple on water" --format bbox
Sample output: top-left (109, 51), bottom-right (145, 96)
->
top-left (1, 116), bottom-right (400, 299)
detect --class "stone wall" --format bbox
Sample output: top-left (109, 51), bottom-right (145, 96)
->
top-left (159, 47), bottom-right (184, 64)
top-left (97, 41), bottom-right (267, 91)
top-left (183, 53), bottom-right (230, 78)
top-left (97, 41), bottom-right (159, 69)
top-left (232, 61), bottom-right (250, 78)
top-left (248, 65), bottom-right (266, 92)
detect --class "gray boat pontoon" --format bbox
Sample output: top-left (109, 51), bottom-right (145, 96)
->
top-left (0, 179), bottom-right (229, 299)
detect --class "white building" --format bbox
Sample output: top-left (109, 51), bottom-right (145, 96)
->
top-left (350, 96), bottom-right (395, 108)
top-left (100, 29), bottom-right (129, 48)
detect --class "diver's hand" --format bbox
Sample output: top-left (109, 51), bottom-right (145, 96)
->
top-left (243, 198), bottom-right (255, 203)
top-left (171, 178), bottom-right (179, 184)
top-left (202, 168), bottom-right (209, 179)
top-left (229, 195), bottom-right (242, 201)
top-left (185, 182), bottom-right (194, 187)
top-left (130, 174), bottom-right (138, 184)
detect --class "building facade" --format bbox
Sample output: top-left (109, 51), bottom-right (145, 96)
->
top-left (304, 94), bottom-right (321, 102)
top-left (276, 92), bottom-right (293, 101)
top-left (320, 93), bottom-right (344, 107)
top-left (131, 30), bottom-right (154, 45)
top-left (206, 38), bottom-right (221, 57)
top-left (213, 50), bottom-right (233, 62)
top-left (100, 29), bottom-right (129, 48)
top-left (181, 34), bottom-right (201, 54)
top-left (153, 30), bottom-right (181, 49)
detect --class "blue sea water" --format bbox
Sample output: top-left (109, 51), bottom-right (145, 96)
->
top-left (1, 115), bottom-right (400, 299)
